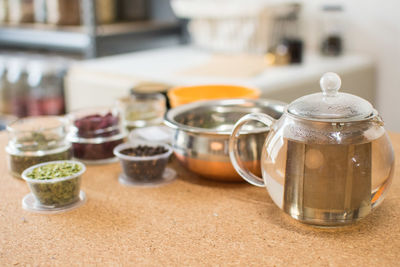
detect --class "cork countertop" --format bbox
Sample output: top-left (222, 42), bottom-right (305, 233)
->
top-left (1, 132), bottom-right (399, 266)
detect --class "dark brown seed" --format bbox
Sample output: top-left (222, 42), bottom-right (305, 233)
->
top-left (120, 145), bottom-right (168, 157)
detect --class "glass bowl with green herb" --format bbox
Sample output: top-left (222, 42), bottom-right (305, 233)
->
top-left (21, 160), bottom-right (86, 208)
top-left (6, 116), bottom-right (72, 178)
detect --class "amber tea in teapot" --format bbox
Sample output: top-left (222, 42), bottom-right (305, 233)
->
top-left (263, 129), bottom-right (393, 224)
top-left (229, 72), bottom-right (395, 226)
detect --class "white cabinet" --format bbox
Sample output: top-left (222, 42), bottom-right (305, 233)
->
top-left (65, 46), bottom-right (375, 111)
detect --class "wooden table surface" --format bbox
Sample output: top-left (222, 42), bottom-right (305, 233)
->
top-left (1, 132), bottom-right (399, 266)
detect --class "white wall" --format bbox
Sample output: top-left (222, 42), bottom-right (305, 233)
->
top-left (300, 0), bottom-right (400, 131)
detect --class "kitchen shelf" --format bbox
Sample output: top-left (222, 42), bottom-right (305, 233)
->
top-left (0, 21), bottom-right (183, 57)
top-left (0, 0), bottom-right (184, 58)
top-left (0, 23), bottom-right (90, 52)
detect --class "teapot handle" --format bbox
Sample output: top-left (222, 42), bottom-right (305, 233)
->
top-left (229, 113), bottom-right (276, 187)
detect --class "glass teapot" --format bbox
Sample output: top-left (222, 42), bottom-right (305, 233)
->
top-left (229, 72), bottom-right (395, 226)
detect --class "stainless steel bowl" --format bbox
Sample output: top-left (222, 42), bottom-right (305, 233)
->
top-left (164, 99), bottom-right (286, 182)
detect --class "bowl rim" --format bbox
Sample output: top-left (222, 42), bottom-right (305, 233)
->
top-left (168, 84), bottom-right (260, 98)
top-left (21, 160), bottom-right (86, 184)
top-left (128, 125), bottom-right (173, 144)
top-left (67, 130), bottom-right (127, 144)
top-left (113, 142), bottom-right (173, 161)
top-left (6, 115), bottom-right (67, 134)
top-left (6, 143), bottom-right (71, 157)
top-left (67, 106), bottom-right (124, 140)
top-left (164, 98), bottom-right (286, 135)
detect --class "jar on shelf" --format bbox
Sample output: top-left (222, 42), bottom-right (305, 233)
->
top-left (0, 0), bottom-right (9, 22)
top-left (96, 0), bottom-right (116, 24)
top-left (33, 0), bottom-right (46, 23)
top-left (6, 116), bottom-right (72, 178)
top-left (46, 0), bottom-right (117, 25)
top-left (8, 0), bottom-right (34, 23)
top-left (6, 57), bottom-right (28, 118)
top-left (118, 92), bottom-right (166, 131)
top-left (67, 107), bottom-right (127, 164)
top-left (46, 0), bottom-right (80, 25)
top-left (118, 0), bottom-right (148, 21)
top-left (267, 3), bottom-right (303, 65)
top-left (26, 59), bottom-right (66, 116)
top-left (320, 4), bottom-right (344, 56)
top-left (0, 56), bottom-right (8, 114)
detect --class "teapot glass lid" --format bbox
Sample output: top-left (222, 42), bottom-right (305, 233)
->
top-left (287, 72), bottom-right (374, 121)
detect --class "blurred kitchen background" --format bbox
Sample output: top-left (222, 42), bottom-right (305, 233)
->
top-left (0, 0), bottom-right (399, 131)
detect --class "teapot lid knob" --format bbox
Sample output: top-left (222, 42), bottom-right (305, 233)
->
top-left (320, 72), bottom-right (341, 97)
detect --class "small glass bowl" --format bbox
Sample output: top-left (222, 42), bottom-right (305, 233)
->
top-left (67, 107), bottom-right (127, 164)
top-left (6, 116), bottom-right (72, 178)
top-left (113, 142), bottom-right (172, 183)
top-left (117, 92), bottom-right (166, 131)
top-left (21, 160), bottom-right (86, 208)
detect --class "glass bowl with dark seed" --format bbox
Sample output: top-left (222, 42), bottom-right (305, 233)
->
top-left (113, 142), bottom-right (173, 182)
top-left (21, 160), bottom-right (86, 208)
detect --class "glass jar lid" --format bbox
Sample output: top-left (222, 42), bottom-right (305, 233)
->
top-left (130, 82), bottom-right (169, 95)
top-left (287, 72), bottom-right (374, 121)
top-left (7, 116), bottom-right (66, 133)
top-left (6, 116), bottom-right (69, 153)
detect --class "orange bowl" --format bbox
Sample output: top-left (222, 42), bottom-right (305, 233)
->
top-left (167, 84), bottom-right (260, 108)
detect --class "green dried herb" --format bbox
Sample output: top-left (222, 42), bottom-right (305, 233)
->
top-left (29, 177), bottom-right (81, 207)
top-left (7, 130), bottom-right (71, 178)
top-left (27, 162), bottom-right (82, 180)
top-left (18, 132), bottom-right (59, 152)
top-left (26, 162), bottom-right (83, 207)
top-left (9, 148), bottom-right (71, 178)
